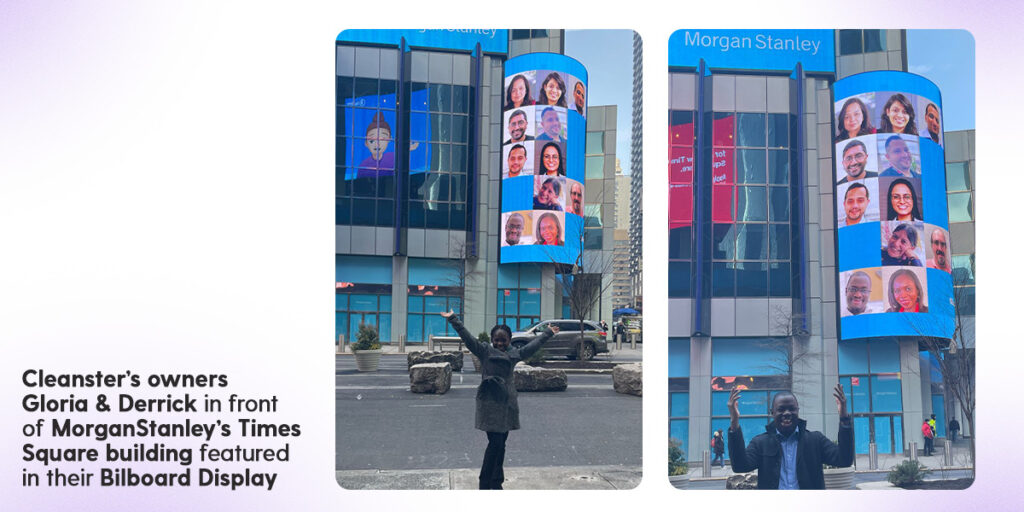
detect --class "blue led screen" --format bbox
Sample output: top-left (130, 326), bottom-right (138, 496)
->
top-left (337, 29), bottom-right (508, 54)
top-left (499, 53), bottom-right (587, 266)
top-left (833, 71), bottom-right (954, 340)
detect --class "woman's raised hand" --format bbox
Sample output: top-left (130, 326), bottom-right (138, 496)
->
top-left (440, 310), bottom-right (454, 318)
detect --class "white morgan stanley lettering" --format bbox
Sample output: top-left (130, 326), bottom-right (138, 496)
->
top-left (684, 31), bottom-right (822, 55)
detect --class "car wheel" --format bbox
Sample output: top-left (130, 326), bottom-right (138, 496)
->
top-left (578, 342), bottom-right (595, 361)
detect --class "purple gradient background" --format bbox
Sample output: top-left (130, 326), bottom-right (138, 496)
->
top-left (1, 1), bottom-right (1016, 510)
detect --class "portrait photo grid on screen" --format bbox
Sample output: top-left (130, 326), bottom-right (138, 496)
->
top-left (834, 88), bottom-right (949, 321)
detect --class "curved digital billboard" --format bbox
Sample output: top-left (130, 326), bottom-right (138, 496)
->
top-left (834, 71), bottom-right (954, 340)
top-left (499, 53), bottom-right (587, 265)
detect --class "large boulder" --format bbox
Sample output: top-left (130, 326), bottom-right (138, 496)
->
top-left (514, 364), bottom-right (567, 391)
top-left (409, 363), bottom-right (452, 394)
top-left (407, 351), bottom-right (464, 372)
top-left (612, 363), bottom-right (642, 396)
top-left (726, 473), bottom-right (758, 490)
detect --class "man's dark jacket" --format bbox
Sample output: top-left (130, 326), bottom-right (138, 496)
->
top-left (728, 417), bottom-right (853, 489)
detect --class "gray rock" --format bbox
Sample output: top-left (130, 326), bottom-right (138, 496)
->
top-left (407, 351), bottom-right (464, 372)
top-left (513, 364), bottom-right (567, 391)
top-left (612, 363), bottom-right (642, 396)
top-left (409, 363), bottom-right (452, 394)
top-left (726, 473), bottom-right (758, 490)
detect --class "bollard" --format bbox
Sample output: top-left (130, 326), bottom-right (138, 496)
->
top-left (702, 450), bottom-right (711, 477)
top-left (398, 334), bottom-right (406, 353)
top-left (428, 334), bottom-right (434, 352)
top-left (908, 442), bottom-right (918, 462)
top-left (629, 332), bottom-right (636, 350)
top-left (868, 442), bottom-right (878, 470)
top-left (337, 334), bottom-right (346, 354)
top-left (943, 439), bottom-right (953, 466)
top-left (615, 333), bottom-right (622, 351)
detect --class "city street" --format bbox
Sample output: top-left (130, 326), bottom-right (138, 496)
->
top-left (335, 354), bottom-right (642, 474)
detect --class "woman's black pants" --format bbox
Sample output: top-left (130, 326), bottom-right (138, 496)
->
top-left (480, 431), bottom-right (509, 489)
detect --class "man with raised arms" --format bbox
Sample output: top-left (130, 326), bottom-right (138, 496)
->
top-left (727, 385), bottom-right (853, 489)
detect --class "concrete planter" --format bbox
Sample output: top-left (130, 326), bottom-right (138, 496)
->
top-left (669, 474), bottom-right (689, 489)
top-left (353, 349), bottom-right (382, 372)
top-left (823, 466), bottom-right (854, 489)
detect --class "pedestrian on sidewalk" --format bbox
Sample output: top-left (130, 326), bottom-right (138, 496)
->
top-left (922, 419), bottom-right (935, 456)
top-left (948, 418), bottom-right (960, 443)
top-left (711, 430), bottom-right (725, 468)
top-left (441, 310), bottom-right (558, 490)
top-left (726, 385), bottom-right (853, 489)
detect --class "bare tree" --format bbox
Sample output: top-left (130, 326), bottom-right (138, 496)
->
top-left (752, 307), bottom-right (819, 386)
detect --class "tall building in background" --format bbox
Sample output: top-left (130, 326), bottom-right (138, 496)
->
top-left (336, 30), bottom-right (621, 348)
top-left (629, 31), bottom-right (644, 310)
top-left (668, 29), bottom-right (975, 461)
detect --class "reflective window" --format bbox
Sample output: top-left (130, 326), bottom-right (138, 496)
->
top-left (948, 192), bottom-right (973, 222)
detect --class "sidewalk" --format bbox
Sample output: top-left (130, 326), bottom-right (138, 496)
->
top-left (691, 439), bottom-right (973, 480)
top-left (336, 464), bottom-right (641, 490)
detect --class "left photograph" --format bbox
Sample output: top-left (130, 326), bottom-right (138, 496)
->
top-left (334, 29), bottom-right (642, 490)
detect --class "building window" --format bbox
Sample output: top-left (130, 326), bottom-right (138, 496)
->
top-left (406, 290), bottom-right (461, 343)
top-left (497, 264), bottom-right (543, 330)
top-left (838, 30), bottom-right (888, 56)
top-left (336, 286), bottom-right (393, 343)
top-left (669, 109), bottom-right (695, 298)
top-left (838, 339), bottom-right (904, 454)
top-left (711, 109), bottom-right (795, 297)
top-left (952, 254), bottom-right (975, 315)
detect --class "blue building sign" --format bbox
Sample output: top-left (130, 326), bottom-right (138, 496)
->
top-left (669, 29), bottom-right (835, 74)
top-left (338, 29), bottom-right (508, 54)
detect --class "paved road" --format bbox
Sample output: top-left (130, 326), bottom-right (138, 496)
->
top-left (335, 356), bottom-right (642, 471)
top-left (686, 468), bottom-right (974, 490)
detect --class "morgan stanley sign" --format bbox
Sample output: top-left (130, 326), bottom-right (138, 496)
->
top-left (669, 29), bottom-right (835, 74)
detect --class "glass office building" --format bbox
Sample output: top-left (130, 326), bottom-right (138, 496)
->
top-left (668, 30), bottom-right (975, 458)
top-left (336, 30), bottom-right (620, 345)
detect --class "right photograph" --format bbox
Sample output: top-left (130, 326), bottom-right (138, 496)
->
top-left (667, 30), bottom-right (974, 490)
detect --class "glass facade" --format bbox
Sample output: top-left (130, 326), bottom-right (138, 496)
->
top-left (496, 264), bottom-right (543, 330)
top-left (336, 44), bottom-right (474, 232)
top-left (838, 338), bottom-right (904, 454)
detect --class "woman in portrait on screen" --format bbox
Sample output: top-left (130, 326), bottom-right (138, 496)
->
top-left (886, 269), bottom-right (928, 313)
top-left (879, 93), bottom-right (918, 135)
top-left (438, 311), bottom-right (558, 489)
top-left (881, 223), bottom-right (922, 267)
top-left (538, 72), bottom-right (567, 108)
top-left (534, 212), bottom-right (563, 246)
top-left (886, 178), bottom-right (922, 222)
top-left (835, 97), bottom-right (876, 142)
top-left (539, 142), bottom-right (564, 176)
top-left (504, 74), bottom-right (535, 110)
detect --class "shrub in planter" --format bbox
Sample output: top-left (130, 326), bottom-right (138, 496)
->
top-left (351, 323), bottom-right (381, 351)
top-left (669, 437), bottom-right (688, 476)
top-left (887, 459), bottom-right (927, 487)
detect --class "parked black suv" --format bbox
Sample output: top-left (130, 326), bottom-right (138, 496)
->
top-left (511, 319), bottom-right (609, 360)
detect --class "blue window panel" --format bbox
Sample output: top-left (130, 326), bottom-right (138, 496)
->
top-left (449, 297), bottom-right (462, 315)
top-left (869, 339), bottom-right (901, 373)
top-left (379, 294), bottom-right (391, 312)
top-left (424, 314), bottom-right (447, 340)
top-left (737, 149), bottom-right (766, 184)
top-left (849, 376), bottom-right (871, 414)
top-left (561, 303), bottom-right (571, 319)
top-left (838, 340), bottom-right (869, 375)
top-left (500, 290), bottom-right (519, 315)
top-left (520, 265), bottom-right (542, 288)
top-left (379, 314), bottom-right (391, 342)
top-left (408, 314), bottom-right (424, 343)
top-left (736, 113), bottom-right (766, 147)
top-left (409, 258), bottom-right (461, 286)
top-left (348, 314), bottom-right (362, 342)
top-left (854, 417), bottom-right (871, 454)
top-left (498, 265), bottom-right (519, 289)
top-left (669, 338), bottom-right (690, 377)
top-left (669, 262), bottom-right (691, 297)
top-left (670, 420), bottom-right (690, 460)
top-left (739, 417), bottom-right (769, 438)
top-left (840, 377), bottom-right (855, 412)
top-left (712, 390), bottom-right (769, 417)
top-left (335, 313), bottom-right (348, 342)
top-left (520, 289), bottom-right (541, 316)
top-left (712, 338), bottom-right (788, 377)
top-left (874, 416), bottom-right (893, 454)
top-left (335, 294), bottom-right (349, 310)
top-left (735, 262), bottom-right (768, 297)
top-left (711, 263), bottom-right (735, 296)
top-left (893, 416), bottom-right (903, 453)
top-left (336, 254), bottom-right (393, 284)
top-left (671, 392), bottom-right (690, 417)
top-left (518, 317), bottom-right (535, 330)
top-left (408, 295), bottom-right (424, 313)
top-left (350, 294), bottom-right (378, 311)
top-left (768, 262), bottom-right (791, 297)
top-left (931, 395), bottom-right (946, 437)
top-left (424, 296), bottom-right (449, 314)
top-left (871, 374), bottom-right (903, 412)
top-left (923, 351), bottom-right (943, 382)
